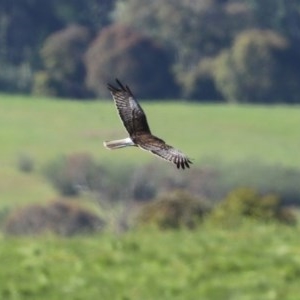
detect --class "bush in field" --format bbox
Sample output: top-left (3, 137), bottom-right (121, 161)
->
top-left (4, 200), bottom-right (104, 236)
top-left (213, 29), bottom-right (300, 103)
top-left (34, 25), bottom-right (92, 98)
top-left (213, 161), bottom-right (300, 205)
top-left (209, 187), bottom-right (296, 226)
top-left (137, 190), bottom-right (209, 229)
top-left (16, 152), bottom-right (35, 173)
top-left (128, 163), bottom-right (170, 201)
top-left (43, 153), bottom-right (300, 210)
top-left (44, 152), bottom-right (99, 196)
top-left (85, 24), bottom-right (178, 99)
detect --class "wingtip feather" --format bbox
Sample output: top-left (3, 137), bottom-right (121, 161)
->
top-left (116, 78), bottom-right (126, 90)
top-left (175, 157), bottom-right (192, 170)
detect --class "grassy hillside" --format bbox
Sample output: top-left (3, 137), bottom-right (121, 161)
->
top-left (0, 94), bottom-right (299, 207)
top-left (1, 94), bottom-right (300, 166)
top-left (1, 222), bottom-right (300, 300)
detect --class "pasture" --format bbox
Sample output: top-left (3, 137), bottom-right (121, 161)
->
top-left (0, 94), bottom-right (300, 299)
top-left (0, 94), bottom-right (299, 207)
top-left (1, 95), bottom-right (300, 168)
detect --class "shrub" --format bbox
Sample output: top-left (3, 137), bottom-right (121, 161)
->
top-left (85, 24), bottom-right (178, 99)
top-left (4, 200), bottom-right (105, 236)
top-left (44, 152), bottom-right (98, 196)
top-left (17, 153), bottom-right (35, 173)
top-left (209, 187), bottom-right (296, 226)
top-left (43, 155), bottom-right (300, 208)
top-left (127, 163), bottom-right (168, 201)
top-left (137, 190), bottom-right (209, 229)
top-left (213, 161), bottom-right (300, 205)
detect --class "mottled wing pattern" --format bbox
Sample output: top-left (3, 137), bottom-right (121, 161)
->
top-left (137, 135), bottom-right (192, 170)
top-left (106, 79), bottom-right (192, 170)
top-left (107, 79), bottom-right (151, 136)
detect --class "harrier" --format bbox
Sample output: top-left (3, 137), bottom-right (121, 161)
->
top-left (104, 79), bottom-right (192, 169)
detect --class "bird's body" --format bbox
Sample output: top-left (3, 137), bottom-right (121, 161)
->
top-left (104, 79), bottom-right (192, 169)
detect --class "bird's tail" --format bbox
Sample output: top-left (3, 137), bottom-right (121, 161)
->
top-left (103, 137), bottom-right (135, 150)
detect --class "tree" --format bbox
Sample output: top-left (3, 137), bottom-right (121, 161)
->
top-left (0, 0), bottom-right (62, 92)
top-left (85, 24), bottom-right (178, 99)
top-left (0, 0), bottom-right (115, 66)
top-left (51, 0), bottom-right (116, 33)
top-left (177, 57), bottom-right (223, 101)
top-left (0, 0), bottom-right (116, 94)
top-left (34, 25), bottom-right (92, 98)
top-left (241, 0), bottom-right (300, 41)
top-left (113, 0), bottom-right (253, 100)
top-left (213, 29), bottom-right (300, 103)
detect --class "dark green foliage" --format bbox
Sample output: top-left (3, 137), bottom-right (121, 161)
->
top-left (1, 0), bottom-right (300, 102)
top-left (0, 1), bottom-right (61, 93)
top-left (137, 190), bottom-right (209, 229)
top-left (84, 24), bottom-right (178, 99)
top-left (210, 187), bottom-right (296, 226)
top-left (0, 0), bottom-right (115, 94)
top-left (0, 1), bottom-right (61, 66)
top-left (33, 25), bottom-right (92, 98)
top-left (4, 199), bottom-right (104, 236)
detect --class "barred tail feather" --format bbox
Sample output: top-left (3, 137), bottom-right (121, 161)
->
top-left (103, 137), bottom-right (135, 150)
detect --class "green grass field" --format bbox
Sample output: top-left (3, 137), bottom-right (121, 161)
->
top-left (1, 94), bottom-right (300, 299)
top-left (1, 222), bottom-right (300, 300)
top-left (1, 94), bottom-right (300, 167)
top-left (1, 94), bottom-right (300, 207)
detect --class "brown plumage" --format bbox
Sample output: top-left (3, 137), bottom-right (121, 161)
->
top-left (104, 79), bottom-right (192, 169)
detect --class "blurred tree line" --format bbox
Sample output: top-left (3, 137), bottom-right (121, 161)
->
top-left (1, 0), bottom-right (300, 102)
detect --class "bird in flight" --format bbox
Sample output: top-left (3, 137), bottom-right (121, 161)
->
top-left (103, 79), bottom-right (192, 169)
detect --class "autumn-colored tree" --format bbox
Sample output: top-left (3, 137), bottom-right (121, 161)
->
top-left (85, 24), bottom-right (178, 99)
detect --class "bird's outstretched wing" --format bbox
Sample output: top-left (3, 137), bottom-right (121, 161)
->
top-left (107, 79), bottom-right (151, 136)
top-left (106, 79), bottom-right (192, 169)
top-left (137, 135), bottom-right (192, 169)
